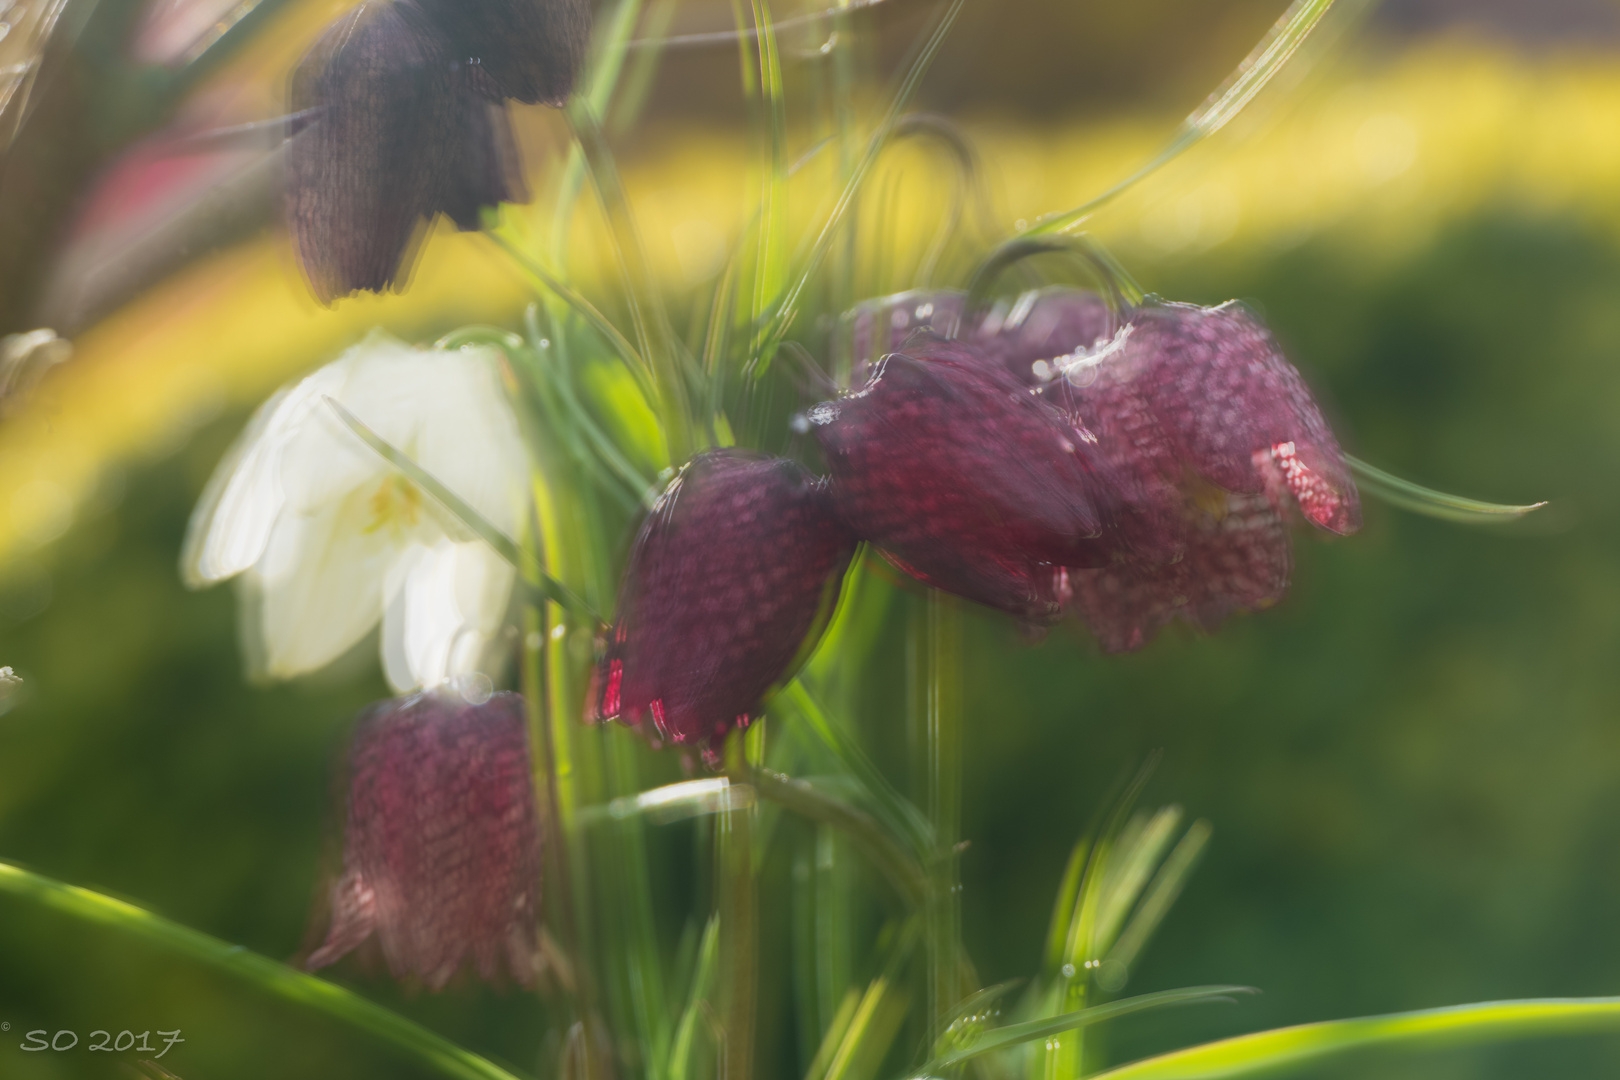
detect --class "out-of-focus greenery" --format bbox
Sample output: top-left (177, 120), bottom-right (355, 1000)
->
top-left (6, 33), bottom-right (1620, 1080)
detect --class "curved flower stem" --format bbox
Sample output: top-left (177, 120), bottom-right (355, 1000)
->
top-left (0, 860), bottom-right (526, 1080)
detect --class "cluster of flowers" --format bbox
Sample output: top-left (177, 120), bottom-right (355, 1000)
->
top-left (285, 0), bottom-right (590, 300)
top-left (596, 287), bottom-right (1360, 753)
top-left (182, 288), bottom-right (1356, 984)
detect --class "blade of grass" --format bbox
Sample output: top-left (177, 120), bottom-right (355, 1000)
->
top-left (1026, 0), bottom-right (1355, 236)
top-left (1105, 820), bottom-right (1212, 980)
top-left (488, 232), bottom-right (656, 405)
top-left (1346, 455), bottom-right (1547, 524)
top-left (0, 860), bottom-right (526, 1080)
top-left (926, 986), bottom-right (1253, 1071)
top-left (819, 919), bottom-right (920, 1080)
top-left (747, 0), bottom-right (790, 334)
top-left (1087, 997), bottom-right (1620, 1080)
top-left (733, 765), bottom-right (927, 907)
top-left (566, 102), bottom-right (697, 462)
top-left (670, 917), bottom-right (723, 1080)
top-left (1093, 807), bottom-right (1183, 955)
top-left (758, 0), bottom-right (966, 358)
top-left (779, 679), bottom-right (932, 856)
top-left (552, 0), bottom-right (647, 266)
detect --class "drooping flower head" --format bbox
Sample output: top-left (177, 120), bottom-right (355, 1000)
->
top-left (307, 688), bottom-right (541, 989)
top-left (286, 1), bottom-right (526, 301)
top-left (595, 449), bottom-right (854, 756)
top-left (182, 331), bottom-right (527, 692)
top-left (811, 332), bottom-right (1118, 624)
top-left (411, 0), bottom-right (591, 106)
top-left (966, 289), bottom-right (1359, 650)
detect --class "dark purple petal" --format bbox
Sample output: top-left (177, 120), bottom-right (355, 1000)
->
top-left (813, 333), bottom-right (1115, 623)
top-left (596, 450), bottom-right (855, 752)
top-left (1068, 488), bottom-right (1291, 652)
top-left (285, 1), bottom-right (526, 302)
top-left (1122, 300), bottom-right (1361, 534)
top-left (412, 0), bottom-right (591, 106)
top-left (307, 690), bottom-right (540, 989)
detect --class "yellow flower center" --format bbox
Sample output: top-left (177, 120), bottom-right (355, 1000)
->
top-left (364, 474), bottom-right (424, 535)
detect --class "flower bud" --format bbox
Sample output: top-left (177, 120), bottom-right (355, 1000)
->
top-left (595, 450), bottom-right (854, 754)
top-left (812, 333), bottom-right (1117, 624)
top-left (307, 689), bottom-right (541, 989)
top-left (412, 0), bottom-right (591, 105)
top-left (286, 1), bottom-right (525, 301)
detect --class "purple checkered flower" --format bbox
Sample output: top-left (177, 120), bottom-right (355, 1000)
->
top-left (594, 450), bottom-right (855, 755)
top-left (307, 689), bottom-right (541, 988)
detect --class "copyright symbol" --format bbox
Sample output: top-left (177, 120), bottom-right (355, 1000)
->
top-left (2, 1022), bottom-right (9, 1031)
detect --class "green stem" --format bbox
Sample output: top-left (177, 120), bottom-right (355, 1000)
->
top-left (922, 591), bottom-right (963, 1036)
top-left (0, 860), bottom-right (525, 1080)
top-left (732, 765), bottom-right (927, 907)
top-left (719, 735), bottom-right (759, 1080)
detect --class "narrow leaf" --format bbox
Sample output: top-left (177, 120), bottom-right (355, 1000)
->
top-left (1347, 455), bottom-right (1547, 524)
top-left (1027, 0), bottom-right (1358, 235)
top-left (0, 860), bottom-right (525, 1080)
top-left (1088, 997), bottom-right (1620, 1080)
top-left (926, 986), bottom-right (1253, 1070)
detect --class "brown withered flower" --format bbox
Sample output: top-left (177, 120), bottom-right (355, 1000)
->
top-left (286, 1), bottom-right (525, 302)
top-left (811, 332), bottom-right (1119, 624)
top-left (594, 450), bottom-right (854, 757)
top-left (307, 688), bottom-right (541, 989)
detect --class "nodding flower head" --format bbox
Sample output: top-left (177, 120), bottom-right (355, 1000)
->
top-left (412, 0), bottom-right (591, 106)
top-left (961, 289), bottom-right (1359, 650)
top-left (594, 450), bottom-right (854, 757)
top-left (286, 0), bottom-right (526, 302)
top-left (307, 688), bottom-right (541, 989)
top-left (812, 332), bottom-right (1119, 625)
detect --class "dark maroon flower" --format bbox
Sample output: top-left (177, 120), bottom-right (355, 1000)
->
top-left (595, 450), bottom-right (855, 754)
top-left (412, 0), bottom-right (591, 106)
top-left (965, 290), bottom-right (1359, 650)
top-left (307, 689), bottom-right (540, 989)
top-left (286, 1), bottom-right (526, 302)
top-left (811, 333), bottom-right (1118, 624)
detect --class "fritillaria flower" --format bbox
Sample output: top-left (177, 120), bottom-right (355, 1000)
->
top-left (412, 0), bottom-right (591, 106)
top-left (182, 331), bottom-right (527, 692)
top-left (286, 1), bottom-right (526, 301)
top-left (307, 688), bottom-right (541, 989)
top-left (811, 333), bottom-right (1117, 624)
top-left (595, 450), bottom-right (854, 754)
top-left (977, 290), bottom-right (1360, 650)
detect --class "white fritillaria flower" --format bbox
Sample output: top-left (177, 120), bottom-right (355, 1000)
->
top-left (183, 331), bottom-right (528, 692)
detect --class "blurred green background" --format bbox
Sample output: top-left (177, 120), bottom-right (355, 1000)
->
top-left (6, 0), bottom-right (1620, 1077)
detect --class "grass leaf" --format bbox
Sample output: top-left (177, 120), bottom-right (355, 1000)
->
top-left (926, 986), bottom-right (1253, 1070)
top-left (1087, 997), bottom-right (1620, 1080)
top-left (1347, 455), bottom-right (1548, 524)
top-left (0, 860), bottom-right (526, 1080)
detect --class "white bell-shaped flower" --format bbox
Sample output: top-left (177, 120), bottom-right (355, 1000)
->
top-left (183, 331), bottom-right (528, 692)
